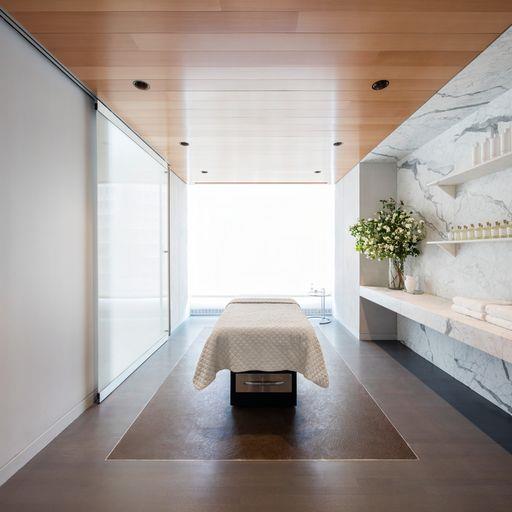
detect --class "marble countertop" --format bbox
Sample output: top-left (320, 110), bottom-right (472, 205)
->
top-left (360, 286), bottom-right (512, 364)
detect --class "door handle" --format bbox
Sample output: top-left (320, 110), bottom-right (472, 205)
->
top-left (243, 381), bottom-right (285, 386)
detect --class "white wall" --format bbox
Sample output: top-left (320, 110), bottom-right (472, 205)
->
top-left (358, 163), bottom-right (397, 340)
top-left (333, 163), bottom-right (397, 340)
top-left (0, 21), bottom-right (96, 484)
top-left (170, 172), bottom-right (189, 331)
top-left (333, 166), bottom-right (360, 337)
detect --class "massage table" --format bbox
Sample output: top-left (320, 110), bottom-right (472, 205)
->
top-left (193, 298), bottom-right (329, 406)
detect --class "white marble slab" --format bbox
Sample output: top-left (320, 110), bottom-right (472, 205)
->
top-left (398, 317), bottom-right (512, 415)
top-left (360, 286), bottom-right (512, 364)
top-left (397, 87), bottom-right (512, 300)
top-left (363, 26), bottom-right (512, 165)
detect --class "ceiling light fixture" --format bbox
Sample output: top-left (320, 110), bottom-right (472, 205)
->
top-left (132, 80), bottom-right (150, 91)
top-left (333, 141), bottom-right (343, 146)
top-left (371, 79), bottom-right (389, 91)
top-left (180, 141), bottom-right (189, 146)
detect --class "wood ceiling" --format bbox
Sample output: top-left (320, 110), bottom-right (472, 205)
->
top-left (3, 1), bottom-right (512, 183)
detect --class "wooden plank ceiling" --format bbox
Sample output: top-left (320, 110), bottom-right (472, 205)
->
top-left (3, 1), bottom-right (512, 183)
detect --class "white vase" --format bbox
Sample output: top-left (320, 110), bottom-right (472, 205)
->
top-left (404, 275), bottom-right (416, 294)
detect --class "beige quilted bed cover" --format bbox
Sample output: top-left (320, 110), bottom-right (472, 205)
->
top-left (192, 298), bottom-right (329, 390)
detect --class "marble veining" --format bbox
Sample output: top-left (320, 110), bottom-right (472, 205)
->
top-left (392, 41), bottom-right (512, 413)
top-left (399, 317), bottom-right (512, 415)
top-left (399, 87), bottom-right (512, 300)
top-left (363, 26), bottom-right (512, 164)
top-left (360, 286), bottom-right (512, 365)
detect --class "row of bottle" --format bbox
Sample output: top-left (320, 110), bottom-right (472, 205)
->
top-left (448, 220), bottom-right (512, 241)
top-left (472, 123), bottom-right (512, 166)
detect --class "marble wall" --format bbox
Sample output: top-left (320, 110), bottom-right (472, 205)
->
top-left (365, 26), bottom-right (512, 164)
top-left (397, 87), bottom-right (512, 414)
top-left (398, 87), bottom-right (512, 299)
top-left (398, 318), bottom-right (512, 415)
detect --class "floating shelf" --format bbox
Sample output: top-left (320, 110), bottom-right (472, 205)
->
top-left (426, 237), bottom-right (512, 256)
top-left (427, 151), bottom-right (512, 197)
top-left (360, 286), bottom-right (512, 363)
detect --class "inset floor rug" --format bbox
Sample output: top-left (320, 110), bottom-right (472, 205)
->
top-left (108, 329), bottom-right (416, 460)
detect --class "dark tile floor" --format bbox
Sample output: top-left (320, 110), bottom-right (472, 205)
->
top-left (0, 317), bottom-right (511, 512)
top-left (375, 339), bottom-right (512, 453)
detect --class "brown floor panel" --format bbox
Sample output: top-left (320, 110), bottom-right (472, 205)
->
top-left (108, 329), bottom-right (415, 461)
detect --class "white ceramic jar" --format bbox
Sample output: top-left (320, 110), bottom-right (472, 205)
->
top-left (405, 275), bottom-right (417, 294)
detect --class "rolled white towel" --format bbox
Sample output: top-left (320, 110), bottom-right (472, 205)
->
top-left (451, 304), bottom-right (485, 321)
top-left (485, 304), bottom-right (512, 323)
top-left (452, 296), bottom-right (512, 313)
top-left (486, 315), bottom-right (512, 331)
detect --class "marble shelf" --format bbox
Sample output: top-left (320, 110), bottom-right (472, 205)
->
top-left (427, 151), bottom-right (512, 197)
top-left (426, 237), bottom-right (512, 256)
top-left (360, 286), bottom-right (512, 364)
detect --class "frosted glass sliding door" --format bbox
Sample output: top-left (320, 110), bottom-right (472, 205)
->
top-left (96, 110), bottom-right (169, 401)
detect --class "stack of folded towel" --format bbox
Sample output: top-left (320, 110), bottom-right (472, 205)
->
top-left (451, 297), bottom-right (488, 320)
top-left (451, 296), bottom-right (512, 330)
top-left (485, 304), bottom-right (512, 330)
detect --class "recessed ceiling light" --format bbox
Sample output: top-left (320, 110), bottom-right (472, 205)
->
top-left (201, 170), bottom-right (208, 174)
top-left (180, 141), bottom-right (189, 146)
top-left (371, 79), bottom-right (389, 91)
top-left (314, 170), bottom-right (322, 174)
top-left (333, 141), bottom-right (343, 146)
top-left (132, 80), bottom-right (150, 91)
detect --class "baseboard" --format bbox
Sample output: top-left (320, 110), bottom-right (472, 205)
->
top-left (360, 332), bottom-right (397, 341)
top-left (0, 390), bottom-right (96, 487)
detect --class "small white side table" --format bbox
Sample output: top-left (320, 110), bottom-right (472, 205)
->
top-left (308, 289), bottom-right (331, 324)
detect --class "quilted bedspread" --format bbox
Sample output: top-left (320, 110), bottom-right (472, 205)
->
top-left (192, 298), bottom-right (329, 390)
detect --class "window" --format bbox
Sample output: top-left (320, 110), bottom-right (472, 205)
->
top-left (189, 184), bottom-right (333, 300)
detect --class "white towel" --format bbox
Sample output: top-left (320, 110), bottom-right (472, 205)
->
top-left (485, 304), bottom-right (512, 323)
top-left (486, 315), bottom-right (512, 331)
top-left (452, 296), bottom-right (512, 313)
top-left (451, 304), bottom-right (485, 321)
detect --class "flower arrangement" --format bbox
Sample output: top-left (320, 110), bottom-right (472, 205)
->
top-left (349, 198), bottom-right (426, 289)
